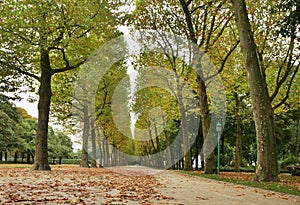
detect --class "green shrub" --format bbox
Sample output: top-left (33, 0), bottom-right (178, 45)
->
top-left (279, 157), bottom-right (300, 170)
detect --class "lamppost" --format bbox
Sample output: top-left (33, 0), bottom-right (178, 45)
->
top-left (216, 122), bottom-right (222, 175)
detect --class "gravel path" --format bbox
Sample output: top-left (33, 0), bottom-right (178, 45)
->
top-left (154, 170), bottom-right (300, 205)
top-left (0, 165), bottom-right (299, 204)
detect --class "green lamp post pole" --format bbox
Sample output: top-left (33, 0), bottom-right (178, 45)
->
top-left (216, 122), bottom-right (222, 176)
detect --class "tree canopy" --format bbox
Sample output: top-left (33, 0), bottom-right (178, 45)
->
top-left (0, 0), bottom-right (299, 182)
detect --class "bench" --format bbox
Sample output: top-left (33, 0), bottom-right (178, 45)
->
top-left (287, 164), bottom-right (300, 176)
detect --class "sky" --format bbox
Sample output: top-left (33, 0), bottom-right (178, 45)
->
top-left (14, 92), bottom-right (38, 118)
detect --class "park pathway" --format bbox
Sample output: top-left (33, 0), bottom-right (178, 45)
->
top-left (0, 165), bottom-right (299, 204)
top-left (153, 170), bottom-right (300, 205)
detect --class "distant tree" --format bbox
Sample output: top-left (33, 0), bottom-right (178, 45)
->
top-left (48, 128), bottom-right (73, 165)
top-left (131, 0), bottom-right (237, 172)
top-left (0, 94), bottom-right (25, 160)
top-left (20, 118), bottom-right (37, 163)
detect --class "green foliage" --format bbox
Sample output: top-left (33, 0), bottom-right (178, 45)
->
top-left (19, 118), bottom-right (37, 155)
top-left (279, 156), bottom-right (300, 170)
top-left (59, 158), bottom-right (81, 165)
top-left (94, 62), bottom-right (131, 154)
top-left (0, 95), bottom-right (25, 152)
top-left (0, 61), bottom-right (28, 100)
top-left (0, 0), bottom-right (298, 171)
top-left (48, 127), bottom-right (73, 159)
top-left (272, 0), bottom-right (300, 38)
top-left (276, 109), bottom-right (300, 164)
top-left (133, 86), bottom-right (180, 156)
top-left (0, 95), bottom-right (73, 162)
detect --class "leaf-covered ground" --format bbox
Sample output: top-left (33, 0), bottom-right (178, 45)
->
top-left (0, 165), bottom-right (170, 205)
top-left (0, 165), bottom-right (299, 205)
top-left (219, 172), bottom-right (300, 192)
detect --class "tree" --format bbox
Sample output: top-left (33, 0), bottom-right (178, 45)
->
top-left (95, 63), bottom-right (130, 166)
top-left (231, 0), bottom-right (280, 181)
top-left (0, 0), bottom-right (118, 170)
top-left (20, 118), bottom-right (37, 163)
top-left (275, 0), bottom-right (300, 40)
top-left (0, 56), bottom-right (31, 100)
top-left (221, 53), bottom-right (250, 171)
top-left (48, 128), bottom-right (73, 165)
top-left (69, 55), bottom-right (129, 167)
top-left (131, 0), bottom-right (237, 173)
top-left (0, 95), bottom-right (26, 160)
top-left (131, 48), bottom-right (202, 170)
top-left (133, 83), bottom-right (181, 169)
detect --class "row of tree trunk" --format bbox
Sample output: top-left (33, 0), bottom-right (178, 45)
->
top-left (0, 150), bottom-right (34, 163)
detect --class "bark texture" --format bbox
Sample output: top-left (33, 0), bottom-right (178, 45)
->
top-left (179, 0), bottom-right (215, 173)
top-left (197, 74), bottom-right (215, 174)
top-left (234, 91), bottom-right (242, 172)
top-left (32, 50), bottom-right (52, 171)
top-left (91, 120), bottom-right (97, 168)
top-left (80, 104), bottom-right (90, 168)
top-left (231, 0), bottom-right (279, 181)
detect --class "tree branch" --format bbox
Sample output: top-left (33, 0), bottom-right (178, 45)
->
top-left (219, 40), bottom-right (240, 73)
top-left (52, 29), bottom-right (65, 47)
top-left (191, 4), bottom-right (206, 14)
top-left (199, 8), bottom-right (208, 47)
top-left (273, 63), bottom-right (299, 110)
top-left (53, 59), bottom-right (86, 74)
top-left (180, 0), bottom-right (197, 44)
top-left (211, 14), bottom-right (234, 46)
top-left (49, 47), bottom-right (70, 68)
top-left (76, 27), bottom-right (94, 39)
top-left (5, 28), bottom-right (40, 46)
top-left (271, 38), bottom-right (297, 101)
top-left (187, 0), bottom-right (193, 6)
top-left (15, 67), bottom-right (40, 82)
top-left (0, 60), bottom-right (40, 81)
top-left (205, 40), bottom-right (240, 82)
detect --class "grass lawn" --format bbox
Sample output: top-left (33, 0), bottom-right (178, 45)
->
top-left (0, 163), bottom-right (32, 169)
top-left (183, 170), bottom-right (300, 196)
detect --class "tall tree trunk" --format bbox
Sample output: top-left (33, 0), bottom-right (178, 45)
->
top-left (234, 91), bottom-right (242, 172)
top-left (148, 127), bottom-right (157, 155)
top-left (97, 140), bottom-right (103, 167)
top-left (181, 108), bottom-right (192, 171)
top-left (102, 135), bottom-right (106, 166)
top-left (179, 0), bottom-right (215, 174)
top-left (110, 147), bottom-right (115, 166)
top-left (26, 150), bottom-right (31, 163)
top-left (296, 119), bottom-right (299, 156)
top-left (96, 127), bottom-right (103, 167)
top-left (80, 103), bottom-right (90, 167)
top-left (91, 120), bottom-right (97, 168)
top-left (149, 128), bottom-right (159, 168)
top-left (21, 152), bottom-right (24, 162)
top-left (164, 130), bottom-right (173, 169)
top-left (153, 121), bottom-right (163, 168)
top-left (105, 136), bottom-right (110, 166)
top-left (194, 132), bottom-right (202, 170)
top-left (32, 50), bottom-right (52, 171)
top-left (231, 0), bottom-right (279, 181)
top-left (197, 75), bottom-right (215, 174)
top-left (176, 77), bottom-right (192, 171)
top-left (0, 152), bottom-right (2, 161)
top-left (14, 151), bottom-right (18, 163)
